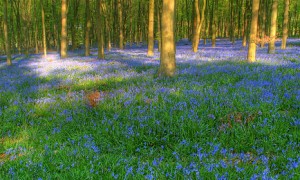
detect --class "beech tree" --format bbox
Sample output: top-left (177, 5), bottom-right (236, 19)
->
top-left (159, 0), bottom-right (176, 77)
top-left (147, 0), bottom-right (155, 56)
top-left (268, 0), bottom-right (278, 54)
top-left (3, 0), bottom-right (12, 65)
top-left (85, 0), bottom-right (91, 56)
top-left (1, 0), bottom-right (299, 64)
top-left (60, 0), bottom-right (68, 58)
top-left (41, 0), bottom-right (47, 57)
top-left (97, 0), bottom-right (104, 59)
top-left (192, 0), bottom-right (206, 52)
top-left (281, 0), bottom-right (290, 50)
top-left (247, 0), bottom-right (260, 62)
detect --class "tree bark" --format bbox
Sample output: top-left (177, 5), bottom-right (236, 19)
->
top-left (159, 0), bottom-right (176, 77)
top-left (192, 0), bottom-right (206, 52)
top-left (268, 0), bottom-right (278, 54)
top-left (118, 0), bottom-right (124, 49)
top-left (97, 0), bottom-right (105, 59)
top-left (85, 0), bottom-right (91, 56)
top-left (41, 0), bottom-right (47, 57)
top-left (147, 0), bottom-right (155, 56)
top-left (247, 0), bottom-right (260, 62)
top-left (281, 0), bottom-right (289, 49)
top-left (3, 0), bottom-right (12, 65)
top-left (60, 0), bottom-right (68, 58)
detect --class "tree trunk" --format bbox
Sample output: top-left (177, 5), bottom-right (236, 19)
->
top-left (243, 0), bottom-right (251, 47)
top-left (159, 0), bottom-right (176, 77)
top-left (52, 0), bottom-right (59, 51)
top-left (118, 0), bottom-right (124, 49)
top-left (147, 0), bottom-right (155, 56)
top-left (3, 0), bottom-right (12, 65)
top-left (260, 0), bottom-right (266, 48)
top-left (41, 0), bottom-right (47, 57)
top-left (268, 0), bottom-right (278, 54)
top-left (97, 0), bottom-right (105, 59)
top-left (247, 0), bottom-right (260, 62)
top-left (212, 0), bottom-right (218, 47)
top-left (61, 0), bottom-right (68, 58)
top-left (157, 2), bottom-right (162, 52)
top-left (281, 0), bottom-right (289, 49)
top-left (85, 0), bottom-right (91, 56)
top-left (192, 0), bottom-right (206, 52)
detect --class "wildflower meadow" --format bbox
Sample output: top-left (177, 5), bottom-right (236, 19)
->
top-left (0, 39), bottom-right (299, 179)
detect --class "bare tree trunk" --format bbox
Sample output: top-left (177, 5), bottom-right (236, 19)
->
top-left (97, 0), bottom-right (105, 59)
top-left (147, 0), bottom-right (155, 56)
top-left (157, 1), bottom-right (162, 52)
top-left (61, 0), bottom-right (68, 58)
top-left (212, 0), bottom-right (218, 47)
top-left (85, 0), bottom-right (91, 56)
top-left (268, 0), bottom-right (278, 54)
top-left (242, 0), bottom-right (250, 47)
top-left (41, 0), bottom-right (47, 57)
top-left (247, 0), bottom-right (260, 62)
top-left (159, 0), bottom-right (176, 77)
top-left (260, 0), bottom-right (266, 48)
top-left (281, 0), bottom-right (289, 49)
top-left (192, 0), bottom-right (206, 52)
top-left (118, 0), bottom-right (124, 49)
top-left (3, 0), bottom-right (12, 65)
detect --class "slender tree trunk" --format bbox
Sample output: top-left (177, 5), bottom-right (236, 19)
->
top-left (97, 0), bottom-right (105, 59)
top-left (118, 0), bottom-right (124, 49)
top-left (268, 0), bottom-right (278, 54)
top-left (71, 0), bottom-right (80, 50)
top-left (192, 0), bottom-right (200, 52)
top-left (41, 0), bottom-right (47, 56)
top-left (247, 0), bottom-right (260, 62)
top-left (3, 0), bottom-right (12, 65)
top-left (159, 0), bottom-right (176, 77)
top-left (243, 0), bottom-right (250, 47)
top-left (85, 0), bottom-right (91, 56)
top-left (281, 0), bottom-right (289, 49)
top-left (157, 2), bottom-right (162, 52)
top-left (61, 0), bottom-right (68, 58)
top-left (13, 1), bottom-right (22, 54)
top-left (52, 0), bottom-right (59, 51)
top-left (34, 0), bottom-right (39, 54)
top-left (212, 0), bottom-right (218, 47)
top-left (147, 0), bottom-right (155, 56)
top-left (192, 0), bottom-right (206, 52)
top-left (260, 0), bottom-right (266, 48)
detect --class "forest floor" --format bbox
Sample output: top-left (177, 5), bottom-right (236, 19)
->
top-left (0, 39), bottom-right (299, 179)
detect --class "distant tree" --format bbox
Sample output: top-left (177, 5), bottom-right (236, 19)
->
top-left (41, 0), bottom-right (47, 57)
top-left (61, 0), bottom-right (68, 59)
top-left (268, 0), bottom-right (278, 54)
top-left (247, 0), bottom-right (260, 62)
top-left (3, 0), bottom-right (12, 65)
top-left (147, 0), bottom-right (155, 56)
top-left (118, 0), bottom-right (124, 49)
top-left (71, 0), bottom-right (80, 50)
top-left (97, 0), bottom-right (105, 59)
top-left (159, 0), bottom-right (176, 77)
top-left (281, 0), bottom-right (289, 49)
top-left (85, 0), bottom-right (91, 56)
top-left (211, 0), bottom-right (218, 47)
top-left (192, 0), bottom-right (206, 52)
top-left (259, 0), bottom-right (267, 48)
top-left (242, 0), bottom-right (250, 47)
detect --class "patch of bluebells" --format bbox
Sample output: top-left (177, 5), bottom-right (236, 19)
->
top-left (0, 40), bottom-right (300, 178)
